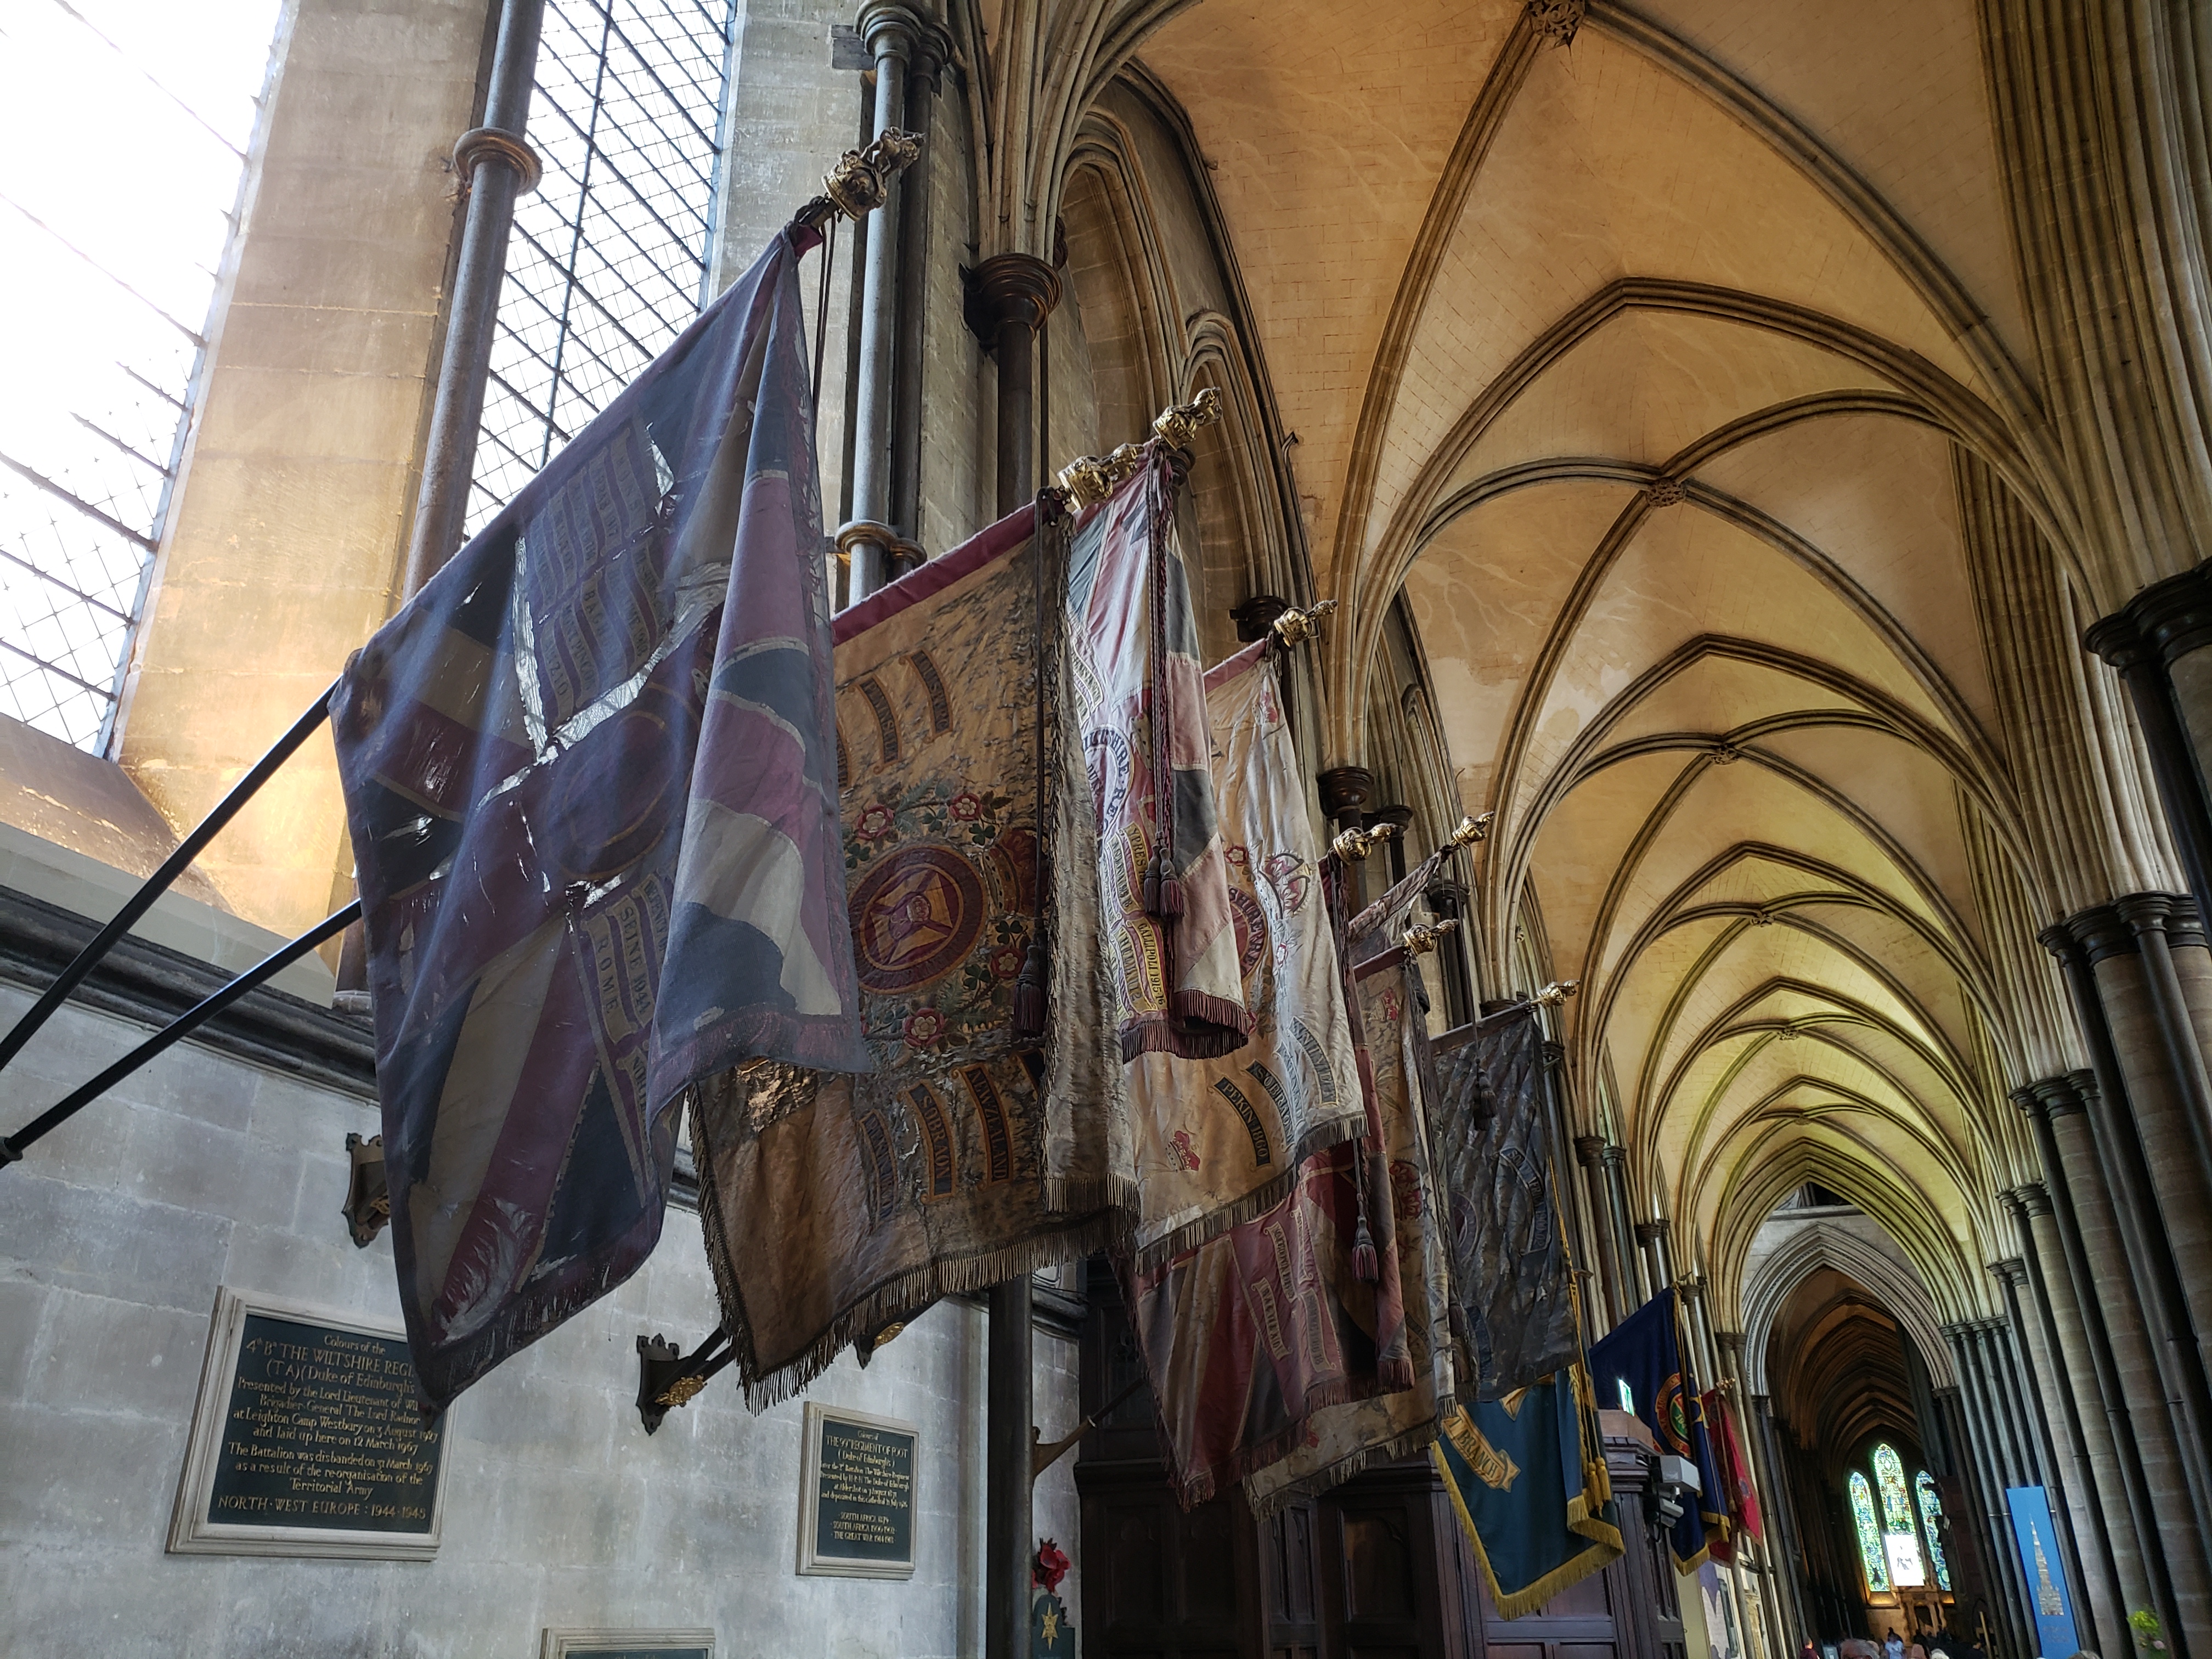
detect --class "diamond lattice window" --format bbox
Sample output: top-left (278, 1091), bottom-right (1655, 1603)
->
top-left (0, 1), bottom-right (276, 749)
top-left (467, 0), bottom-right (739, 534)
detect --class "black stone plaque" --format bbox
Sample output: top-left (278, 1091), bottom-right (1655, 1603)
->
top-left (205, 1312), bottom-right (444, 1534)
top-left (810, 1413), bottom-right (916, 1566)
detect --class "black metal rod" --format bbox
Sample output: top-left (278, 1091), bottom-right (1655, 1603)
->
top-left (0, 685), bottom-right (337, 1082)
top-left (2, 900), bottom-right (359, 1161)
top-left (399, 0), bottom-right (548, 596)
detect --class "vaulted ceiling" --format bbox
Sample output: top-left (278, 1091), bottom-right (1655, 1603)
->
top-left (1138, 0), bottom-right (2133, 1323)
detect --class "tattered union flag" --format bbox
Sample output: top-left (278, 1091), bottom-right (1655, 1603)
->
top-left (332, 227), bottom-right (864, 1408)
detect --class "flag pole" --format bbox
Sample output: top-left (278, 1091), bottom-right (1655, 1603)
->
top-left (0, 900), bottom-right (359, 1165)
top-left (0, 682), bottom-right (338, 1083)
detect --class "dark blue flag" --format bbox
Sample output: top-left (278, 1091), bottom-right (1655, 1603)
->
top-left (1585, 1287), bottom-right (1730, 1570)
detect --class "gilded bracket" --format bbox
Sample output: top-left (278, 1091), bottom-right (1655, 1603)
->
top-left (1533, 978), bottom-right (1581, 1007)
top-left (1330, 820), bottom-right (1402, 862)
top-left (1401, 916), bottom-right (1460, 956)
top-left (1269, 598), bottom-right (1339, 647)
top-left (795, 129), bottom-right (923, 230)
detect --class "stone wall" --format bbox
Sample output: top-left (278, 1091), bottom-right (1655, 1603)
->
top-left (0, 977), bottom-right (1082, 1657)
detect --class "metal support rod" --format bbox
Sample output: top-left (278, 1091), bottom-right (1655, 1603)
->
top-left (0, 684), bottom-right (337, 1082)
top-left (0, 900), bottom-right (360, 1164)
top-left (399, 0), bottom-right (548, 597)
top-left (842, 5), bottom-right (913, 601)
top-left (887, 26), bottom-right (944, 554)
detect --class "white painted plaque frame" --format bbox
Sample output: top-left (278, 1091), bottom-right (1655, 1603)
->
top-left (540, 1629), bottom-right (715, 1657)
top-left (167, 1285), bottom-right (452, 1560)
top-left (796, 1401), bottom-right (920, 1579)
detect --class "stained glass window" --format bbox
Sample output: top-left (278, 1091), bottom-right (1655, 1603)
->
top-left (1874, 1443), bottom-right (1926, 1587)
top-left (1916, 1470), bottom-right (1953, 1592)
top-left (1849, 1470), bottom-right (1890, 1592)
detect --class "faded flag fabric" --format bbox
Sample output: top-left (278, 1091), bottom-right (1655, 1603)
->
top-left (331, 227), bottom-right (860, 1407)
top-left (1243, 951), bottom-right (1455, 1517)
top-left (1431, 1001), bottom-right (1580, 1400)
top-left (1120, 644), bottom-right (1367, 1267)
top-left (691, 502), bottom-right (1128, 1402)
top-left (1067, 447), bottom-right (1250, 1062)
top-left (1433, 1367), bottom-right (1623, 1619)
top-left (1702, 1386), bottom-right (1762, 1561)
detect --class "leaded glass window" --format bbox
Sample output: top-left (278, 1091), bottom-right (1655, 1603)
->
top-left (1915, 1470), bottom-right (1953, 1592)
top-left (1849, 1470), bottom-right (1890, 1592)
top-left (469, 0), bottom-right (740, 534)
top-left (1874, 1443), bottom-right (1926, 1587)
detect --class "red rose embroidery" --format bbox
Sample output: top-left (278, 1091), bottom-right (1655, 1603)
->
top-left (856, 803), bottom-right (896, 842)
top-left (990, 945), bottom-right (1024, 980)
top-left (902, 1007), bottom-right (946, 1047)
top-left (949, 791), bottom-right (984, 821)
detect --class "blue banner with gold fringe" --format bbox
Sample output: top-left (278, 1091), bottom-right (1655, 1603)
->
top-left (1586, 1288), bottom-right (1730, 1571)
top-left (1433, 1365), bottom-right (1623, 1620)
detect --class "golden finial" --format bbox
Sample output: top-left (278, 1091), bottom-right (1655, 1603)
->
top-left (799, 129), bottom-right (922, 228)
top-left (1401, 917), bottom-right (1460, 955)
top-left (1269, 598), bottom-right (1339, 647)
top-left (1054, 441), bottom-right (1147, 509)
top-left (1331, 821), bottom-right (1402, 862)
top-left (1152, 386), bottom-right (1223, 450)
top-left (1533, 978), bottom-right (1580, 1007)
top-left (1449, 812), bottom-right (1495, 847)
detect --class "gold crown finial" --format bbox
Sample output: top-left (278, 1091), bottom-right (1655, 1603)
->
top-left (1401, 917), bottom-right (1461, 955)
top-left (799, 129), bottom-right (922, 228)
top-left (1533, 978), bottom-right (1580, 1007)
top-left (1450, 812), bottom-right (1495, 848)
top-left (1153, 387), bottom-right (1223, 450)
top-left (1270, 598), bottom-right (1339, 647)
top-left (1330, 820), bottom-right (1402, 862)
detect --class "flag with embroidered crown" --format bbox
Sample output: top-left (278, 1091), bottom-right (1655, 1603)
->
top-left (331, 225), bottom-right (862, 1408)
top-left (1124, 641), bottom-right (1386, 1505)
top-left (690, 498), bottom-right (1131, 1402)
top-left (1587, 1287), bottom-right (1732, 1571)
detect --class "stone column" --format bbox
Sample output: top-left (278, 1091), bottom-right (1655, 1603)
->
top-left (1315, 765), bottom-right (1375, 907)
top-left (1635, 1217), bottom-right (1674, 1295)
top-left (2022, 1078), bottom-right (2163, 1632)
top-left (2049, 910), bottom-right (2212, 1637)
top-left (962, 245), bottom-right (1060, 1659)
top-left (1576, 1135), bottom-right (1630, 1326)
top-left (2086, 575), bottom-right (2212, 937)
top-left (1948, 1323), bottom-right (2038, 1659)
top-left (838, 2), bottom-right (921, 601)
top-left (885, 18), bottom-right (949, 570)
top-left (1993, 1256), bottom-right (2101, 1651)
top-left (2035, 1058), bottom-right (2194, 1647)
top-left (2007, 1177), bottom-right (2130, 1649)
top-left (1604, 1141), bottom-right (1647, 1305)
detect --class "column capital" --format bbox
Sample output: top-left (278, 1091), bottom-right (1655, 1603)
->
top-left (1716, 1329), bottom-right (1746, 1357)
top-left (1989, 1256), bottom-right (2029, 1288)
top-left (2114, 890), bottom-right (2181, 934)
top-left (2013, 1181), bottom-right (2054, 1218)
top-left (1573, 1133), bottom-right (1607, 1168)
top-left (2058, 901), bottom-right (2140, 963)
top-left (2055, 1069), bottom-right (2098, 1118)
top-left (2086, 560), bottom-right (2212, 672)
top-left (1634, 1218), bottom-right (1671, 1246)
top-left (1314, 765), bottom-right (1375, 827)
top-left (856, 1), bottom-right (923, 58)
top-left (1600, 1142), bottom-right (1628, 1170)
top-left (962, 253), bottom-right (1060, 342)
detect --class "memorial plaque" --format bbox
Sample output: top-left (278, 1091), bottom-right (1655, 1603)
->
top-left (796, 1402), bottom-right (919, 1578)
top-left (170, 1288), bottom-right (451, 1559)
top-left (541, 1630), bottom-right (714, 1658)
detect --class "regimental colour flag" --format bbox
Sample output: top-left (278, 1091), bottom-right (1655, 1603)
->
top-left (1586, 1288), bottom-right (1732, 1571)
top-left (1429, 1000), bottom-right (1581, 1400)
top-left (1432, 1367), bottom-right (1623, 1620)
top-left (691, 499), bottom-right (1128, 1401)
top-left (331, 226), bottom-right (862, 1407)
